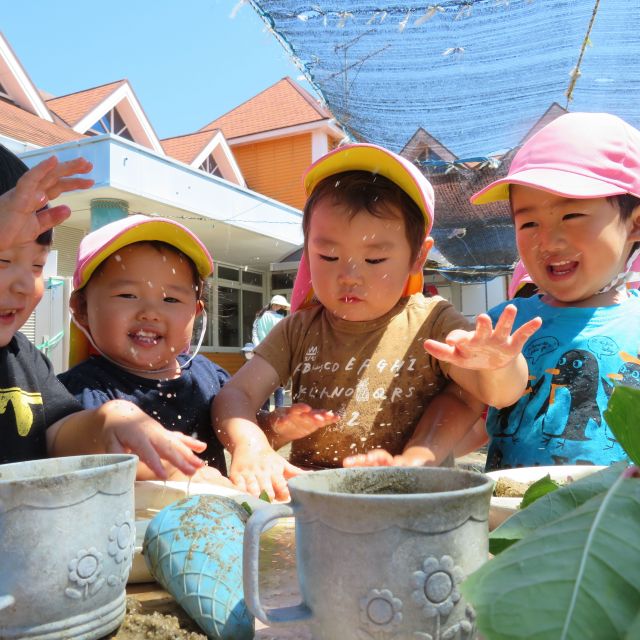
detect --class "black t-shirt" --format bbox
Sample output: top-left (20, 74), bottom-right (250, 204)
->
top-left (58, 354), bottom-right (230, 474)
top-left (1, 332), bottom-right (81, 464)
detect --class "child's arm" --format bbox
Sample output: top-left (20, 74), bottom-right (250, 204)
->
top-left (211, 354), bottom-right (306, 501)
top-left (453, 417), bottom-right (488, 459)
top-left (343, 383), bottom-right (485, 468)
top-left (424, 304), bottom-right (541, 408)
top-left (0, 155), bottom-right (93, 249)
top-left (46, 399), bottom-right (207, 480)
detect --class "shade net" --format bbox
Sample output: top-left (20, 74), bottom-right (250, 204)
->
top-left (248, 0), bottom-right (640, 280)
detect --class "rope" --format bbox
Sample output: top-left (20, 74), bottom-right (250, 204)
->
top-left (565, 0), bottom-right (602, 106)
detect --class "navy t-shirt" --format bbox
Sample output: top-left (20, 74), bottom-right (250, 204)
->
top-left (59, 354), bottom-right (230, 474)
top-left (1, 332), bottom-right (81, 464)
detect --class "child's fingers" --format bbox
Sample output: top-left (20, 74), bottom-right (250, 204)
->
top-left (491, 304), bottom-right (517, 338)
top-left (473, 314), bottom-right (493, 341)
top-left (424, 338), bottom-right (457, 361)
top-left (270, 471), bottom-right (291, 502)
top-left (509, 316), bottom-right (542, 350)
top-left (171, 432), bottom-right (208, 453)
top-left (35, 205), bottom-right (72, 230)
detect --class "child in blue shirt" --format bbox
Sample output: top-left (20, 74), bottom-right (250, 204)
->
top-left (471, 112), bottom-right (640, 470)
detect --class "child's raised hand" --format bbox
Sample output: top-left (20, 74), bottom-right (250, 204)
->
top-left (269, 403), bottom-right (337, 443)
top-left (0, 155), bottom-right (93, 249)
top-left (423, 304), bottom-right (541, 370)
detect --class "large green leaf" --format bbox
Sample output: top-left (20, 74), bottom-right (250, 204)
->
top-left (489, 463), bottom-right (626, 554)
top-left (605, 385), bottom-right (640, 467)
top-left (463, 474), bottom-right (640, 640)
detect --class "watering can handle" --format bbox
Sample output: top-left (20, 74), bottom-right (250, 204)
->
top-left (0, 595), bottom-right (15, 611)
top-left (243, 503), bottom-right (312, 625)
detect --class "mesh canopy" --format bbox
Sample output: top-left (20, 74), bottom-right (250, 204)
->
top-left (250, 0), bottom-right (640, 277)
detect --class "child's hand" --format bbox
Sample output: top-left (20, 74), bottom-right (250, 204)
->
top-left (96, 400), bottom-right (207, 480)
top-left (0, 155), bottom-right (93, 249)
top-left (343, 448), bottom-right (438, 468)
top-left (424, 304), bottom-right (541, 370)
top-left (167, 464), bottom-right (234, 488)
top-left (229, 439), bottom-right (304, 501)
top-left (269, 403), bottom-right (337, 443)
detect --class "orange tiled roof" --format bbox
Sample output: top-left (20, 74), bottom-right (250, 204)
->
top-left (0, 99), bottom-right (85, 147)
top-left (46, 80), bottom-right (125, 127)
top-left (161, 129), bottom-right (219, 165)
top-left (201, 77), bottom-right (330, 139)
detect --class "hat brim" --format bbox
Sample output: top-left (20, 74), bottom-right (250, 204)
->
top-left (304, 144), bottom-right (433, 234)
top-left (471, 168), bottom-right (629, 205)
top-left (74, 218), bottom-right (213, 289)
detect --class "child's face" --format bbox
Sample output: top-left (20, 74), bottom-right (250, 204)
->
top-left (75, 243), bottom-right (201, 378)
top-left (307, 197), bottom-right (427, 321)
top-left (0, 240), bottom-right (48, 347)
top-left (512, 184), bottom-right (640, 306)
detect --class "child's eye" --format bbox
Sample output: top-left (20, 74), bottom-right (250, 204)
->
top-left (116, 293), bottom-right (137, 299)
top-left (318, 254), bottom-right (338, 262)
top-left (518, 221), bottom-right (537, 230)
top-left (365, 258), bottom-right (387, 265)
top-left (0, 259), bottom-right (10, 266)
top-left (163, 296), bottom-right (181, 303)
top-left (563, 212), bottom-right (585, 221)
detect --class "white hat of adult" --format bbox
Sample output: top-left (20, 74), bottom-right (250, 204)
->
top-left (270, 294), bottom-right (290, 308)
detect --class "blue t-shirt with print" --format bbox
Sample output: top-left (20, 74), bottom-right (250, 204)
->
top-left (485, 291), bottom-right (640, 470)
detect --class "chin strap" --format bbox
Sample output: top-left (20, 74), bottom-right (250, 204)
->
top-left (70, 309), bottom-right (208, 377)
top-left (598, 247), bottom-right (640, 294)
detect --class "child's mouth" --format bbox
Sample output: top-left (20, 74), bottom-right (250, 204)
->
top-left (547, 259), bottom-right (579, 278)
top-left (0, 309), bottom-right (17, 324)
top-left (340, 295), bottom-right (362, 303)
top-left (129, 329), bottom-right (161, 346)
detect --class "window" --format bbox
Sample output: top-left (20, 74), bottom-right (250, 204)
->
top-left (271, 271), bottom-right (295, 290)
top-left (203, 263), bottom-right (265, 348)
top-left (87, 107), bottom-right (133, 141)
top-left (199, 154), bottom-right (223, 178)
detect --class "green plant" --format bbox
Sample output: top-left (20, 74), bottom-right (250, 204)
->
top-left (461, 385), bottom-right (640, 640)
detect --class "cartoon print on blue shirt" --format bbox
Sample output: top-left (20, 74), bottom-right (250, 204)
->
top-left (492, 375), bottom-right (545, 440)
top-left (538, 349), bottom-right (601, 443)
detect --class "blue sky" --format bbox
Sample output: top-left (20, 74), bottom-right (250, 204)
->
top-left (2, 0), bottom-right (311, 139)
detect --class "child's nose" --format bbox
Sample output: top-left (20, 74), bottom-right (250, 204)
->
top-left (338, 262), bottom-right (363, 285)
top-left (538, 224), bottom-right (567, 252)
top-left (137, 302), bottom-right (161, 321)
top-left (11, 267), bottom-right (35, 296)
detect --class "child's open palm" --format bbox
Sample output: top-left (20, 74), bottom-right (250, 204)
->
top-left (0, 156), bottom-right (93, 249)
top-left (424, 304), bottom-right (541, 370)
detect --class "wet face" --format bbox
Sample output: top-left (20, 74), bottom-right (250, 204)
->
top-left (512, 184), bottom-right (640, 307)
top-left (307, 198), bottom-right (428, 321)
top-left (0, 240), bottom-right (48, 347)
top-left (75, 243), bottom-right (201, 378)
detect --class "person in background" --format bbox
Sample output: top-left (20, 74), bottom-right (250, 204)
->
top-left (0, 145), bottom-right (207, 478)
top-left (213, 143), bottom-right (541, 500)
top-left (471, 112), bottom-right (640, 470)
top-left (58, 214), bottom-right (232, 484)
top-left (252, 294), bottom-right (290, 410)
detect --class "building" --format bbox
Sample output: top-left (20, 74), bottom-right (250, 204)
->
top-left (0, 33), bottom-right (344, 373)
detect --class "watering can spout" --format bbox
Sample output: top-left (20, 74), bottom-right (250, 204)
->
top-left (0, 595), bottom-right (15, 611)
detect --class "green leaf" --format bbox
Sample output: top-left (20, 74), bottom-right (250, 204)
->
top-left (520, 474), bottom-right (560, 509)
top-left (605, 385), bottom-right (640, 466)
top-left (463, 473), bottom-right (640, 640)
top-left (240, 501), bottom-right (253, 515)
top-left (258, 490), bottom-right (272, 503)
top-left (489, 463), bottom-right (625, 555)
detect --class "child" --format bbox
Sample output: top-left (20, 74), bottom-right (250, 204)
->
top-left (470, 111), bottom-right (640, 470)
top-left (58, 214), bottom-right (232, 482)
top-left (212, 143), bottom-right (541, 499)
top-left (0, 145), bottom-right (207, 478)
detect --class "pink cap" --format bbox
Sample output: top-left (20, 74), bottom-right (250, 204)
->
top-left (73, 214), bottom-right (213, 290)
top-left (508, 260), bottom-right (534, 299)
top-left (471, 112), bottom-right (640, 204)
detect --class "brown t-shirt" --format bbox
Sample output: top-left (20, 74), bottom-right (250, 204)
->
top-left (254, 294), bottom-right (473, 469)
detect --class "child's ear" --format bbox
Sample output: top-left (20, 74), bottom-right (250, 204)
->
top-left (410, 237), bottom-right (434, 274)
top-left (195, 299), bottom-right (205, 317)
top-left (628, 204), bottom-right (640, 242)
top-left (69, 290), bottom-right (90, 329)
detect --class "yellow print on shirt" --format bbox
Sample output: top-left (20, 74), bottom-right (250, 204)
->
top-left (0, 387), bottom-right (43, 436)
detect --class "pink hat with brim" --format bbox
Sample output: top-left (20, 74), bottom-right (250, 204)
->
top-left (69, 214), bottom-right (213, 366)
top-left (508, 260), bottom-right (533, 299)
top-left (471, 112), bottom-right (640, 204)
top-left (292, 144), bottom-right (435, 312)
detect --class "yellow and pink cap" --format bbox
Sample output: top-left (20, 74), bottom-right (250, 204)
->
top-left (292, 143), bottom-right (435, 312)
top-left (69, 214), bottom-right (213, 366)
